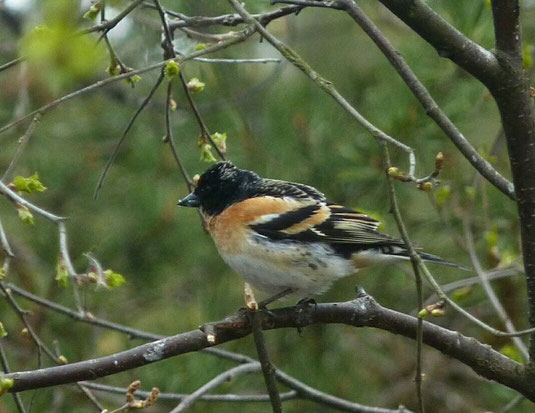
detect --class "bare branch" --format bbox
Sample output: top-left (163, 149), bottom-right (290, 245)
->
top-left (3, 296), bottom-right (532, 402)
top-left (0, 33), bottom-right (253, 136)
top-left (490, 1), bottom-right (522, 58)
top-left (79, 0), bottom-right (145, 35)
top-left (0, 341), bottom-right (26, 413)
top-left (463, 217), bottom-right (529, 360)
top-left (170, 363), bottom-right (260, 412)
top-left (248, 310), bottom-right (282, 413)
top-left (227, 0), bottom-right (417, 176)
top-left (1, 114), bottom-right (41, 183)
top-left (94, 71), bottom-right (165, 199)
top-left (82, 381), bottom-right (298, 403)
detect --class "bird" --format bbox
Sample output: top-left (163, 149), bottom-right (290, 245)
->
top-left (178, 161), bottom-right (464, 301)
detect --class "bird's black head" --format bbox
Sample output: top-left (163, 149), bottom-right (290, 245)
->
top-left (178, 161), bottom-right (261, 216)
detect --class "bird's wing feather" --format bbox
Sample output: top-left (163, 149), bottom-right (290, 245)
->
top-left (250, 200), bottom-right (404, 247)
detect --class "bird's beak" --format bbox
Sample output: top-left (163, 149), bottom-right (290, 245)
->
top-left (177, 192), bottom-right (200, 208)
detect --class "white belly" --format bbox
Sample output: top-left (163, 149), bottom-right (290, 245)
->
top-left (218, 235), bottom-right (356, 298)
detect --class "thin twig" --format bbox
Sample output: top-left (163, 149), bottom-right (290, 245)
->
top-left (381, 142), bottom-right (425, 413)
top-left (334, 0), bottom-right (515, 199)
top-left (0, 341), bottom-right (27, 413)
top-left (0, 57), bottom-right (24, 73)
top-left (275, 369), bottom-right (410, 413)
top-left (378, 145), bottom-right (535, 338)
top-left (463, 218), bottom-right (529, 359)
top-left (170, 363), bottom-right (261, 412)
top-left (94, 71), bottom-right (165, 199)
top-left (499, 395), bottom-right (524, 413)
top-left (79, 0), bottom-right (145, 35)
top-left (249, 310), bottom-right (283, 413)
top-left (165, 80), bottom-right (193, 190)
top-left (82, 381), bottom-right (298, 403)
top-left (227, 0), bottom-right (416, 177)
top-left (194, 57), bottom-right (281, 64)
top-left (1, 114), bottom-right (41, 182)
top-left (0, 33), bottom-right (253, 136)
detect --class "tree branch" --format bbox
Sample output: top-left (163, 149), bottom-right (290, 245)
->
top-left (3, 295), bottom-right (532, 402)
top-left (377, 0), bottom-right (501, 84)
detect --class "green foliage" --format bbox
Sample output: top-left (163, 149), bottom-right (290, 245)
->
top-left (0, 268), bottom-right (4, 280)
top-left (0, 377), bottom-right (14, 396)
top-left (434, 185), bottom-right (451, 207)
top-left (17, 205), bottom-right (34, 226)
top-left (187, 77), bottom-right (205, 93)
top-left (55, 259), bottom-right (70, 287)
top-left (211, 132), bottom-right (227, 153)
top-left (199, 144), bottom-right (217, 163)
top-left (83, 2), bottom-right (102, 22)
top-left (0, 322), bottom-right (7, 338)
top-left (164, 61), bottom-right (180, 79)
top-left (12, 173), bottom-right (47, 194)
top-left (0, 1), bottom-right (533, 411)
top-left (500, 344), bottom-right (523, 363)
top-left (21, 25), bottom-right (105, 92)
top-left (104, 269), bottom-right (126, 288)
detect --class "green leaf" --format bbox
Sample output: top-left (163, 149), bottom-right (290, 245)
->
top-left (17, 206), bottom-right (34, 226)
top-left (164, 61), bottom-right (180, 79)
top-left (211, 132), bottom-right (227, 153)
top-left (0, 377), bottom-right (14, 396)
top-left (200, 144), bottom-right (217, 163)
top-left (83, 2), bottom-right (102, 21)
top-left (12, 173), bottom-right (47, 194)
top-left (464, 186), bottom-right (475, 200)
top-left (104, 269), bottom-right (126, 288)
top-left (500, 344), bottom-right (523, 363)
top-left (451, 286), bottom-right (472, 302)
top-left (56, 259), bottom-right (70, 287)
top-left (21, 24), bottom-right (106, 92)
top-left (106, 55), bottom-right (120, 76)
top-left (485, 229), bottom-right (498, 249)
top-left (0, 268), bottom-right (4, 280)
top-left (195, 43), bottom-right (207, 51)
top-left (125, 74), bottom-right (142, 87)
top-left (434, 185), bottom-right (451, 207)
top-left (0, 322), bottom-right (7, 338)
top-left (187, 77), bottom-right (205, 93)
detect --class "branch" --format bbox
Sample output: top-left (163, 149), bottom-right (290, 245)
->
top-left (165, 5), bottom-right (303, 30)
top-left (3, 284), bottom-right (409, 413)
top-left (490, 1), bottom-right (522, 58)
top-left (227, 0), bottom-right (419, 178)
top-left (82, 381), bottom-right (298, 403)
top-left (170, 363), bottom-right (260, 412)
top-left (79, 0), bottom-right (145, 35)
top-left (3, 295), bottom-right (532, 402)
top-left (0, 32), bottom-right (252, 135)
top-left (376, 0), bottom-right (501, 84)
top-left (334, 0), bottom-right (514, 199)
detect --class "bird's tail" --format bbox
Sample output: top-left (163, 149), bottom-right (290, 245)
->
top-left (417, 251), bottom-right (471, 271)
top-left (374, 245), bottom-right (471, 271)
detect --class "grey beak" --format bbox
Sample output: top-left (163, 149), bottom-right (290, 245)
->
top-left (178, 192), bottom-right (201, 207)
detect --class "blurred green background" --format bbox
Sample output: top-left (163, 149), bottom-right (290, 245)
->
top-left (0, 0), bottom-right (533, 411)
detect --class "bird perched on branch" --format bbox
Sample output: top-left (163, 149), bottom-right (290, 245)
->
top-left (178, 161), bottom-right (463, 301)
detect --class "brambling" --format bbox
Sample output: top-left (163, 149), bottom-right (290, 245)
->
top-left (178, 161), bottom-right (462, 300)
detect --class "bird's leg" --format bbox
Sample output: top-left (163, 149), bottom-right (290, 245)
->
top-left (257, 287), bottom-right (294, 309)
top-left (296, 297), bottom-right (317, 307)
top-left (244, 282), bottom-right (258, 310)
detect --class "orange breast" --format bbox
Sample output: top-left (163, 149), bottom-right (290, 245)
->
top-left (207, 196), bottom-right (306, 254)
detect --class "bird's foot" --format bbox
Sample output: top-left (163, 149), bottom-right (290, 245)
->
top-left (354, 285), bottom-right (368, 299)
top-left (257, 287), bottom-right (294, 309)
